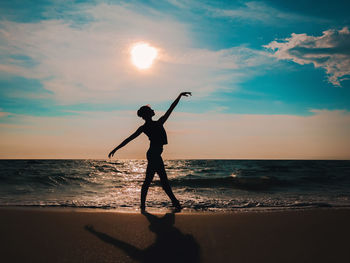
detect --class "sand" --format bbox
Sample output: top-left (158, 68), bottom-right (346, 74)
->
top-left (1, 208), bottom-right (349, 263)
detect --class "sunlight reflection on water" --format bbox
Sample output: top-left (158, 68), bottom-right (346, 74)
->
top-left (1, 159), bottom-right (350, 211)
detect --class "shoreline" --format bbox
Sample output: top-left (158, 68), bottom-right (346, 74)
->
top-left (2, 158), bottom-right (350, 160)
top-left (1, 207), bottom-right (349, 262)
top-left (1, 205), bottom-right (350, 214)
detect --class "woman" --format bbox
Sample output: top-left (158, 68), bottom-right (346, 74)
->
top-left (108, 92), bottom-right (192, 212)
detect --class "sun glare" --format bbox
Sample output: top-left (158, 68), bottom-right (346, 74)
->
top-left (131, 43), bottom-right (158, 70)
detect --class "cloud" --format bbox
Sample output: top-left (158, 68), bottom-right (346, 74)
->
top-left (162, 46), bottom-right (268, 69)
top-left (169, 1), bottom-right (328, 25)
top-left (264, 27), bottom-right (350, 86)
top-left (1, 109), bottom-right (349, 159)
top-left (0, 111), bottom-right (9, 117)
top-left (0, 3), bottom-right (268, 105)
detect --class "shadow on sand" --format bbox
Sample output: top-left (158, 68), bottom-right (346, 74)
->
top-left (85, 212), bottom-right (200, 263)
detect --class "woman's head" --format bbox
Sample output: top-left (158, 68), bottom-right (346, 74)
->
top-left (137, 105), bottom-right (155, 120)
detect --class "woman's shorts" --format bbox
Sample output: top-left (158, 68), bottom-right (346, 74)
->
top-left (146, 146), bottom-right (163, 161)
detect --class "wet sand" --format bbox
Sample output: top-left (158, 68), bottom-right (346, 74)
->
top-left (1, 208), bottom-right (349, 262)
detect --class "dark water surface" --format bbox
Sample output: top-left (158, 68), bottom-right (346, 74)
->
top-left (1, 160), bottom-right (350, 211)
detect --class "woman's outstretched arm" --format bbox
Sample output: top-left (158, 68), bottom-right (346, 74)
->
top-left (159, 92), bottom-right (191, 124)
top-left (108, 126), bottom-right (143, 158)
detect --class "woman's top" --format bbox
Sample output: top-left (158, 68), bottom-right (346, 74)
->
top-left (142, 120), bottom-right (168, 147)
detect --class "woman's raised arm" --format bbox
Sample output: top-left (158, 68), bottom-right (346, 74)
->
top-left (158, 92), bottom-right (191, 124)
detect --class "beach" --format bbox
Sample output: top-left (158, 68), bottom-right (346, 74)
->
top-left (1, 208), bottom-right (349, 263)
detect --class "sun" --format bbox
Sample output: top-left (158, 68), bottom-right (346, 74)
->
top-left (131, 43), bottom-right (158, 70)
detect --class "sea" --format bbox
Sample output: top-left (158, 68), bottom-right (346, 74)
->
top-left (1, 159), bottom-right (350, 212)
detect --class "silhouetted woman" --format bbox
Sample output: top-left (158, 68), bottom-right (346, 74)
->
top-left (108, 92), bottom-right (191, 212)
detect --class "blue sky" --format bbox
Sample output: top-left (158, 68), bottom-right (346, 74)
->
top-left (0, 0), bottom-right (350, 158)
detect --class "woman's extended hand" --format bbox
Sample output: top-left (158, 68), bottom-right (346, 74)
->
top-left (108, 149), bottom-right (116, 158)
top-left (180, 92), bottom-right (192, 97)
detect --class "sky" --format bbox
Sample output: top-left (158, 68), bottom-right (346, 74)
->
top-left (0, 0), bottom-right (349, 159)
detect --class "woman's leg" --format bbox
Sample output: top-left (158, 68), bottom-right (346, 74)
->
top-left (141, 163), bottom-right (155, 210)
top-left (156, 156), bottom-right (181, 207)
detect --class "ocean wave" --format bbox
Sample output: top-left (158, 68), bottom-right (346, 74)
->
top-left (1, 159), bottom-right (350, 212)
top-left (165, 176), bottom-right (287, 190)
